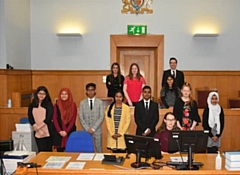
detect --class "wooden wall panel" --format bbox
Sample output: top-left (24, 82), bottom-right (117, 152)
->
top-left (184, 71), bottom-right (240, 108)
top-left (1, 108), bottom-right (240, 153)
top-left (1, 69), bottom-right (240, 109)
top-left (0, 70), bottom-right (32, 107)
top-left (0, 70), bottom-right (7, 107)
top-left (32, 70), bottom-right (110, 106)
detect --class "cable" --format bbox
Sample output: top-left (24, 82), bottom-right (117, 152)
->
top-left (35, 166), bottom-right (39, 175)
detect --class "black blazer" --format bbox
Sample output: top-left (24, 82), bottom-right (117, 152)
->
top-left (134, 100), bottom-right (159, 137)
top-left (161, 69), bottom-right (185, 89)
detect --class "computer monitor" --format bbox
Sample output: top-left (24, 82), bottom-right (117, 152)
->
top-left (0, 140), bottom-right (13, 175)
top-left (167, 130), bottom-right (209, 170)
top-left (124, 134), bottom-right (162, 168)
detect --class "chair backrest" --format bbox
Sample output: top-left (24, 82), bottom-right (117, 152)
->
top-left (65, 131), bottom-right (94, 153)
top-left (227, 98), bottom-right (240, 109)
top-left (195, 87), bottom-right (218, 108)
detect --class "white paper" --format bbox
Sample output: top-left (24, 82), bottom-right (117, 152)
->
top-left (93, 153), bottom-right (105, 161)
top-left (43, 161), bottom-right (66, 169)
top-left (46, 156), bottom-right (71, 162)
top-left (5, 151), bottom-right (31, 156)
top-left (76, 153), bottom-right (95, 161)
top-left (15, 124), bottom-right (32, 132)
top-left (170, 156), bottom-right (188, 162)
top-left (65, 162), bottom-right (86, 169)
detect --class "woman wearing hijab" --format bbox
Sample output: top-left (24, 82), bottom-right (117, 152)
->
top-left (52, 88), bottom-right (77, 152)
top-left (202, 92), bottom-right (225, 153)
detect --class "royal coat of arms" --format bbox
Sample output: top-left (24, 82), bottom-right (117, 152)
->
top-left (122, 0), bottom-right (153, 14)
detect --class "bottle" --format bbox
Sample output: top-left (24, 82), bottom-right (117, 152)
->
top-left (215, 151), bottom-right (222, 170)
top-left (7, 99), bottom-right (12, 108)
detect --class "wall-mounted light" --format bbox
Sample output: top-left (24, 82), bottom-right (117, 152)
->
top-left (193, 33), bottom-right (219, 37)
top-left (56, 33), bottom-right (82, 37)
top-left (191, 21), bottom-right (220, 37)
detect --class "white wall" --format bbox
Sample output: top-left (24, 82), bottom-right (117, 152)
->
top-left (0, 0), bottom-right (6, 68)
top-left (29, 0), bottom-right (240, 70)
top-left (4, 0), bottom-right (31, 69)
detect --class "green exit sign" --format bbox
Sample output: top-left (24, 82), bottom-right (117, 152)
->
top-left (127, 25), bottom-right (147, 35)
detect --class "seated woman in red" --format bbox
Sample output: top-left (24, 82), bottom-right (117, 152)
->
top-left (154, 112), bottom-right (179, 153)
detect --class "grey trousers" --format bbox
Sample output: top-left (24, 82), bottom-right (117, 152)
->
top-left (92, 133), bottom-right (102, 153)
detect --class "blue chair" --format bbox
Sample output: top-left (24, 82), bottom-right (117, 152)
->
top-left (65, 131), bottom-right (94, 153)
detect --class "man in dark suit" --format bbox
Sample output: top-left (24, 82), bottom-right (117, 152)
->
top-left (134, 86), bottom-right (159, 137)
top-left (161, 57), bottom-right (185, 89)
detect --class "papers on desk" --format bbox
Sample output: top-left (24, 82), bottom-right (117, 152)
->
top-left (77, 153), bottom-right (95, 161)
top-left (43, 161), bottom-right (66, 169)
top-left (94, 153), bottom-right (112, 161)
top-left (43, 156), bottom-right (72, 169)
top-left (170, 156), bottom-right (188, 162)
top-left (65, 162), bottom-right (86, 169)
top-left (46, 156), bottom-right (71, 162)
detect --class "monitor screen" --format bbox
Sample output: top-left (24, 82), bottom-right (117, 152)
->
top-left (167, 130), bottom-right (209, 170)
top-left (168, 130), bottom-right (209, 153)
top-left (0, 140), bottom-right (13, 155)
top-left (124, 134), bottom-right (162, 168)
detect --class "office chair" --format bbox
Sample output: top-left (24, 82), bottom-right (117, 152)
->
top-left (65, 131), bottom-right (94, 153)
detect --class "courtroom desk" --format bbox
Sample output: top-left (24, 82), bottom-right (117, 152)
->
top-left (16, 152), bottom-right (240, 175)
top-left (1, 107), bottom-right (240, 152)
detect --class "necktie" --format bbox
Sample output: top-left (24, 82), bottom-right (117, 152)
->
top-left (145, 102), bottom-right (149, 111)
top-left (90, 100), bottom-right (93, 110)
top-left (172, 70), bottom-right (175, 78)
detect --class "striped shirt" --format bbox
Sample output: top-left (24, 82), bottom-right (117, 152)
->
top-left (114, 106), bottom-right (122, 134)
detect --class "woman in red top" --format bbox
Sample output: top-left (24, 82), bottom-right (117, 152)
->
top-left (52, 88), bottom-right (77, 152)
top-left (123, 63), bottom-right (146, 106)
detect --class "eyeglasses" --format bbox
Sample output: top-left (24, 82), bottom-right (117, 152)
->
top-left (38, 92), bottom-right (46, 96)
top-left (87, 89), bottom-right (95, 92)
top-left (165, 119), bottom-right (176, 122)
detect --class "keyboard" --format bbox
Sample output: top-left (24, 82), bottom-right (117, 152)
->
top-left (166, 161), bottom-right (204, 167)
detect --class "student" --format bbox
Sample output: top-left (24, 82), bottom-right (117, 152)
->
top-left (106, 62), bottom-right (125, 98)
top-left (202, 92), bottom-right (225, 153)
top-left (161, 57), bottom-right (185, 89)
top-left (52, 88), bottom-right (77, 152)
top-left (123, 63), bottom-right (146, 106)
top-left (28, 86), bottom-right (53, 152)
top-left (105, 90), bottom-right (131, 153)
top-left (160, 75), bottom-right (181, 109)
top-left (134, 86), bottom-right (159, 137)
top-left (173, 82), bottom-right (201, 130)
top-left (79, 83), bottom-right (104, 152)
top-left (154, 112), bottom-right (179, 153)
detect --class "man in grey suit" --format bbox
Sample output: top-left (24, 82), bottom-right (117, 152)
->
top-left (79, 83), bottom-right (104, 152)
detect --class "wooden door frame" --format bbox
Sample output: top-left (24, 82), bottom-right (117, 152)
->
top-left (110, 34), bottom-right (164, 101)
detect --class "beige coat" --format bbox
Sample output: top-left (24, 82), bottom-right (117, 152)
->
top-left (105, 103), bottom-right (131, 149)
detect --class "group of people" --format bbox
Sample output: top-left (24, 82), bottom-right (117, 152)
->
top-left (28, 58), bottom-right (224, 154)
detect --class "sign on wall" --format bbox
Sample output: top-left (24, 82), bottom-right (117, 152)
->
top-left (127, 25), bottom-right (147, 35)
top-left (122, 0), bottom-right (153, 14)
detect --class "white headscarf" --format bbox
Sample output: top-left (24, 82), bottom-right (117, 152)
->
top-left (207, 92), bottom-right (221, 134)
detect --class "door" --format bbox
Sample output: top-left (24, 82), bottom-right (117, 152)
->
top-left (118, 47), bottom-right (157, 99)
top-left (110, 35), bottom-right (164, 101)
